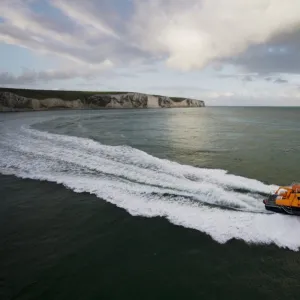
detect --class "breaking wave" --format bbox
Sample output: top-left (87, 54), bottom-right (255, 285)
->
top-left (1, 115), bottom-right (300, 251)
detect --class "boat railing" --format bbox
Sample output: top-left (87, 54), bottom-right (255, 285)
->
top-left (291, 182), bottom-right (300, 193)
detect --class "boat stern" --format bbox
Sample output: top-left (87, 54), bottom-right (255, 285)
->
top-left (263, 194), bottom-right (283, 213)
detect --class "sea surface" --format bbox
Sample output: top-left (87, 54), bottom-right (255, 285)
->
top-left (1, 107), bottom-right (300, 300)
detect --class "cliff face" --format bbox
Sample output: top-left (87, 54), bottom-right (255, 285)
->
top-left (0, 91), bottom-right (205, 112)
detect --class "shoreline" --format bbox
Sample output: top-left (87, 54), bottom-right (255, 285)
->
top-left (0, 88), bottom-right (205, 112)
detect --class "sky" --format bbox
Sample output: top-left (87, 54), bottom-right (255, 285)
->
top-left (1, 0), bottom-right (300, 106)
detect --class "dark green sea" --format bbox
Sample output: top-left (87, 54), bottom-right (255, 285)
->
top-left (1, 107), bottom-right (300, 300)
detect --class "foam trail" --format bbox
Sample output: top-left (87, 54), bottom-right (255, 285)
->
top-left (1, 115), bottom-right (300, 251)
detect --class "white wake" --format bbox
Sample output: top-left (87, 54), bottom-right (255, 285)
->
top-left (1, 115), bottom-right (300, 251)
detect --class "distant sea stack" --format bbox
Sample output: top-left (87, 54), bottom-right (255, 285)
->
top-left (0, 89), bottom-right (205, 112)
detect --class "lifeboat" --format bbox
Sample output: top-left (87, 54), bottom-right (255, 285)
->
top-left (263, 184), bottom-right (300, 215)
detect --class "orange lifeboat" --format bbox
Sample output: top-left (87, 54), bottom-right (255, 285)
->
top-left (263, 184), bottom-right (300, 215)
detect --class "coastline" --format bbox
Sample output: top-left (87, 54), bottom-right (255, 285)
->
top-left (0, 88), bottom-right (205, 112)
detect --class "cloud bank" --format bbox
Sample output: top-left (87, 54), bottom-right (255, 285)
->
top-left (1, 0), bottom-right (300, 88)
top-left (131, 0), bottom-right (300, 71)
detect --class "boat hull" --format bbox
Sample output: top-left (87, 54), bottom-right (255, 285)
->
top-left (264, 200), bottom-right (300, 216)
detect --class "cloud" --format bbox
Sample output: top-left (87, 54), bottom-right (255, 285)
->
top-left (242, 75), bottom-right (253, 82)
top-left (233, 28), bottom-right (300, 74)
top-left (51, 0), bottom-right (120, 39)
top-left (264, 76), bottom-right (288, 84)
top-left (264, 77), bottom-right (272, 81)
top-left (0, 0), bottom-right (80, 47)
top-left (0, 0), bottom-right (148, 68)
top-left (131, 0), bottom-right (300, 71)
top-left (0, 71), bottom-right (36, 85)
top-left (218, 73), bottom-right (257, 82)
top-left (0, 60), bottom-right (113, 85)
top-left (274, 78), bottom-right (288, 84)
top-left (1, 0), bottom-right (300, 86)
top-left (218, 73), bottom-right (291, 84)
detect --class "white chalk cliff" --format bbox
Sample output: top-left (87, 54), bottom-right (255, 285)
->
top-left (0, 91), bottom-right (205, 112)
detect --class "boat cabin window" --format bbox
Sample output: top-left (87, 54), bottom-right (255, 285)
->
top-left (276, 188), bottom-right (290, 199)
top-left (276, 190), bottom-right (300, 199)
top-left (277, 189), bottom-right (286, 195)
